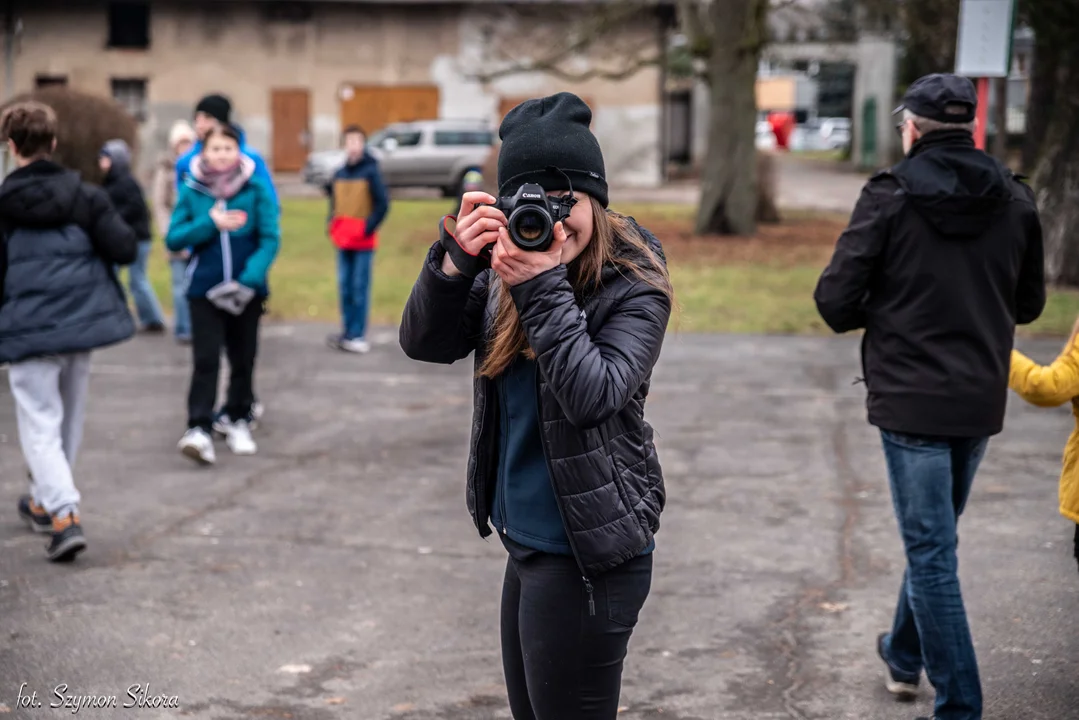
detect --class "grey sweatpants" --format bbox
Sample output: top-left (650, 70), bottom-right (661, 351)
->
top-left (8, 352), bottom-right (92, 516)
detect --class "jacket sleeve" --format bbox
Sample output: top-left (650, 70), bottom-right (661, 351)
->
top-left (814, 180), bottom-right (892, 333)
top-left (0, 233), bottom-right (7, 311)
top-left (325, 172), bottom-right (338, 226)
top-left (151, 165), bottom-right (173, 238)
top-left (84, 185), bottom-right (138, 265)
top-left (245, 148), bottom-right (280, 213)
top-left (399, 236), bottom-right (488, 365)
top-left (104, 180), bottom-right (137, 234)
top-left (365, 165), bottom-right (390, 234)
top-left (175, 149), bottom-right (194, 189)
top-left (165, 186), bottom-right (218, 252)
top-left (1015, 203), bottom-right (1047, 325)
top-left (1009, 348), bottom-right (1079, 407)
top-left (510, 266), bottom-right (672, 430)
top-left (238, 181), bottom-right (281, 288)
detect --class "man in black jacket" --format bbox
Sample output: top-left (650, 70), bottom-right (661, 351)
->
top-left (100, 138), bottom-right (166, 333)
top-left (0, 102), bottom-right (138, 562)
top-left (815, 74), bottom-right (1045, 720)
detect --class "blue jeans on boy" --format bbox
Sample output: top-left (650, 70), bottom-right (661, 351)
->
top-left (119, 240), bottom-right (166, 328)
top-left (169, 257), bottom-right (192, 340)
top-left (337, 249), bottom-right (373, 341)
top-left (879, 430), bottom-right (988, 720)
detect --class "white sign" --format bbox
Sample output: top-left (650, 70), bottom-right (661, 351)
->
top-left (955, 0), bottom-right (1015, 77)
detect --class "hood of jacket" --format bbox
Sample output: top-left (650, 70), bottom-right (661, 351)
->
top-left (0, 160), bottom-right (83, 228)
top-left (596, 214), bottom-right (668, 284)
top-left (891, 130), bottom-right (1015, 239)
top-left (101, 138), bottom-right (133, 179)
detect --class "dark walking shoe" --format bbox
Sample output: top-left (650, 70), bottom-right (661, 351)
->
top-left (141, 322), bottom-right (167, 334)
top-left (877, 632), bottom-right (919, 701)
top-left (46, 513), bottom-right (86, 563)
top-left (17, 495), bottom-right (52, 534)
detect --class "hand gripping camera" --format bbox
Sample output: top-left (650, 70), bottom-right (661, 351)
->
top-left (478, 183), bottom-right (577, 252)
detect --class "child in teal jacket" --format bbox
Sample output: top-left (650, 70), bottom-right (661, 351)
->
top-left (165, 124), bottom-right (279, 465)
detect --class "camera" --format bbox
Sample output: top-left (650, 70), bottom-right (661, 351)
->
top-left (477, 183), bottom-right (577, 252)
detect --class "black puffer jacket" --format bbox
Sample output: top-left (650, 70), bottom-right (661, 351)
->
top-left (400, 217), bottom-right (671, 578)
top-left (0, 160), bottom-right (137, 363)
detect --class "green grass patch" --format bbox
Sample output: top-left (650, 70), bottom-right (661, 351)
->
top-left (142, 197), bottom-right (1079, 337)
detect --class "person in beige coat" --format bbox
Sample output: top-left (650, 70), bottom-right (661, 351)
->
top-left (152, 121), bottom-right (196, 343)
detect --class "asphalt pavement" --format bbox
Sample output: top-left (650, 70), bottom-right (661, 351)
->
top-left (0, 327), bottom-right (1076, 719)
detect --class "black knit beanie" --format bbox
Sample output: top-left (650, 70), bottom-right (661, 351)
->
top-left (195, 94), bottom-right (232, 126)
top-left (497, 92), bottom-right (608, 208)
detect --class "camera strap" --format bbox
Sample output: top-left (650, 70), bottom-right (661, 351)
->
top-left (438, 214), bottom-right (490, 279)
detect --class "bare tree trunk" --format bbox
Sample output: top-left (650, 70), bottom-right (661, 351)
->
top-left (991, 76), bottom-right (1009, 162)
top-left (1035, 48), bottom-right (1079, 286)
top-left (1022, 38), bottom-right (1059, 174)
top-left (695, 0), bottom-right (765, 235)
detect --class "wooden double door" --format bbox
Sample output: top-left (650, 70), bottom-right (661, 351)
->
top-left (271, 88), bottom-right (311, 172)
top-left (339, 85), bottom-right (440, 136)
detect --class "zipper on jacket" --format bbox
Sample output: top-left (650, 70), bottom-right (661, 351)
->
top-left (472, 376), bottom-right (491, 536)
top-left (217, 199), bottom-right (233, 283)
top-left (497, 377), bottom-right (509, 536)
top-left (534, 372), bottom-right (595, 616)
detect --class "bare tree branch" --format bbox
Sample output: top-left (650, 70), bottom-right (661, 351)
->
top-left (461, 1), bottom-right (670, 84)
top-left (474, 53), bottom-right (666, 84)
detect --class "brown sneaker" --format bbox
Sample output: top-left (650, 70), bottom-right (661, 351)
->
top-left (47, 512), bottom-right (87, 563)
top-left (17, 495), bottom-right (52, 534)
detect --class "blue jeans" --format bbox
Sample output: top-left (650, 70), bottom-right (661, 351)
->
top-left (337, 249), bottom-right (373, 341)
top-left (880, 430), bottom-right (988, 720)
top-left (169, 257), bottom-right (192, 340)
top-left (118, 240), bottom-right (165, 328)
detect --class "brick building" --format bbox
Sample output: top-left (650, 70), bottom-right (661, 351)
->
top-left (0, 0), bottom-right (675, 186)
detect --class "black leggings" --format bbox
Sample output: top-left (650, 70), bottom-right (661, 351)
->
top-left (500, 545), bottom-right (653, 719)
top-left (188, 297), bottom-right (262, 432)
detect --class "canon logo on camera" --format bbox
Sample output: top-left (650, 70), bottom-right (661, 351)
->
top-left (522, 193), bottom-right (543, 199)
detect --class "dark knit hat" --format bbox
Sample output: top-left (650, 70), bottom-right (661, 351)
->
top-left (497, 92), bottom-right (608, 208)
top-left (194, 94), bottom-right (232, 126)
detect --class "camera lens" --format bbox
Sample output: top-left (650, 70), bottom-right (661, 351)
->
top-left (509, 208), bottom-right (552, 250)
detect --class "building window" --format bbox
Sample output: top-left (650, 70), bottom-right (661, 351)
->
top-left (434, 130), bottom-right (494, 147)
top-left (112, 78), bottom-right (148, 122)
top-left (108, 2), bottom-right (150, 49)
top-left (35, 75), bottom-right (68, 88)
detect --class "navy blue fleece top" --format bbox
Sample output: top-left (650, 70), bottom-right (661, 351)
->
top-left (490, 357), bottom-right (654, 557)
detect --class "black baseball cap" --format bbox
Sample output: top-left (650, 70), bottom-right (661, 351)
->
top-left (893, 73), bottom-right (977, 124)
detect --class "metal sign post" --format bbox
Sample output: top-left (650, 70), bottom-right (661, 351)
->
top-left (955, 0), bottom-right (1016, 150)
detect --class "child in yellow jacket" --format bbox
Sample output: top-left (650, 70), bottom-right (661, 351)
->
top-left (1009, 325), bottom-right (1079, 570)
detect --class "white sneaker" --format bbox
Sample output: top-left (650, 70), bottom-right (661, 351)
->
top-left (251, 400), bottom-right (264, 424)
top-left (179, 428), bottom-right (216, 465)
top-left (211, 412), bottom-right (234, 438)
top-left (226, 419), bottom-right (257, 455)
top-left (340, 338), bottom-right (371, 354)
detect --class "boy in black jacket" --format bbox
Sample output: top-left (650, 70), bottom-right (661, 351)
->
top-left (100, 138), bottom-right (167, 332)
top-left (0, 102), bottom-right (138, 562)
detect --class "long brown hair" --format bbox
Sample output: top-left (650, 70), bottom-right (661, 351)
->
top-left (477, 196), bottom-right (673, 378)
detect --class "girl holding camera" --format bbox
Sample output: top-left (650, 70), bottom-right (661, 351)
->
top-left (400, 93), bottom-right (673, 719)
top-left (167, 123), bottom-right (279, 465)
